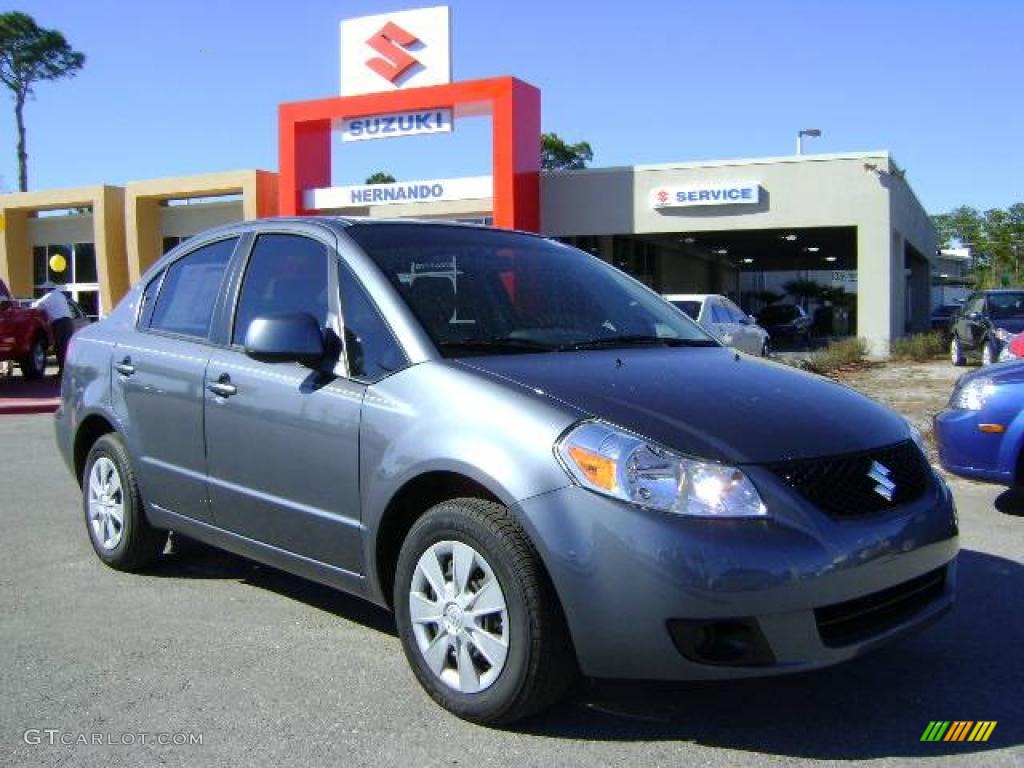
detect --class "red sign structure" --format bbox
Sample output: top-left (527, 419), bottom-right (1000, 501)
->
top-left (278, 76), bottom-right (541, 232)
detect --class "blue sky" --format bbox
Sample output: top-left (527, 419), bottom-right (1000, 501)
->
top-left (1, 0), bottom-right (1020, 213)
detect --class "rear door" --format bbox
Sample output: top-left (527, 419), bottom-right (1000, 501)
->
top-left (203, 229), bottom-right (366, 573)
top-left (110, 236), bottom-right (239, 522)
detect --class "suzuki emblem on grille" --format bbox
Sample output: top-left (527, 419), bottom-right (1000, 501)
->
top-left (868, 461), bottom-right (896, 502)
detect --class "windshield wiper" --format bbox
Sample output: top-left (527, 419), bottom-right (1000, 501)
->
top-left (438, 337), bottom-right (557, 354)
top-left (557, 335), bottom-right (718, 351)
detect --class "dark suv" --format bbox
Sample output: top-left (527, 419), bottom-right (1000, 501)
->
top-left (55, 218), bottom-right (958, 724)
top-left (950, 289), bottom-right (1024, 366)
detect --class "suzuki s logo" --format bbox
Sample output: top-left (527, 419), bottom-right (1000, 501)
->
top-left (365, 22), bottom-right (421, 84)
top-left (656, 189), bottom-right (670, 205)
top-left (868, 461), bottom-right (897, 502)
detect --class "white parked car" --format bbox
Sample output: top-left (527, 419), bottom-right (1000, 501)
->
top-left (664, 293), bottom-right (771, 356)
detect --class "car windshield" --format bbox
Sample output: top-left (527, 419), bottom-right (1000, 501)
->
top-left (346, 223), bottom-right (718, 357)
top-left (759, 305), bottom-right (798, 322)
top-left (669, 300), bottom-right (702, 320)
top-left (987, 293), bottom-right (1024, 319)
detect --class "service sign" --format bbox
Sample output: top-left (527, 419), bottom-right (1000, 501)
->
top-left (341, 6), bottom-right (452, 96)
top-left (306, 176), bottom-right (491, 210)
top-left (340, 109), bottom-right (453, 142)
top-left (652, 183), bottom-right (760, 209)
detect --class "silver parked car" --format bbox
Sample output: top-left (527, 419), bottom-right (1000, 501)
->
top-left (56, 218), bottom-right (958, 724)
top-left (664, 293), bottom-right (771, 356)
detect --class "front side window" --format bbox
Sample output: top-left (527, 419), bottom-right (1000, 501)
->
top-left (149, 238), bottom-right (237, 339)
top-left (339, 264), bottom-right (407, 382)
top-left (346, 224), bottom-right (716, 357)
top-left (233, 234), bottom-right (329, 345)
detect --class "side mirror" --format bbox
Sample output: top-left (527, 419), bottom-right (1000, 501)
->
top-left (244, 312), bottom-right (325, 367)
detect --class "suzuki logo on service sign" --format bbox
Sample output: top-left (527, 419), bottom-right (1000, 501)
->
top-left (341, 109), bottom-right (453, 142)
top-left (340, 6), bottom-right (452, 96)
top-left (652, 183), bottom-right (761, 209)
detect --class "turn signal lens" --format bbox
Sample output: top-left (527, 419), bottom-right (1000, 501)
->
top-left (566, 445), bottom-right (617, 492)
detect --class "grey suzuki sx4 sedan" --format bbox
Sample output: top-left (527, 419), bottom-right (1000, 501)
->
top-left (55, 218), bottom-right (958, 724)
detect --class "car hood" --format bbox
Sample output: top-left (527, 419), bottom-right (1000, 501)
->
top-left (455, 348), bottom-right (909, 465)
top-left (964, 359), bottom-right (1024, 386)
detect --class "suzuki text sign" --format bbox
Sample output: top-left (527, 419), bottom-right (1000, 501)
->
top-left (652, 183), bottom-right (761, 209)
top-left (340, 6), bottom-right (452, 96)
top-left (340, 108), bottom-right (453, 142)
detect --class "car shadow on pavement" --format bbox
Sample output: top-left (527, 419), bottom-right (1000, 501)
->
top-left (523, 548), bottom-right (1021, 759)
top-left (994, 489), bottom-right (1024, 516)
top-left (147, 534), bottom-right (397, 636)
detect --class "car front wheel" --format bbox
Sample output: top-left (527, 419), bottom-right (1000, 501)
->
top-left (83, 433), bottom-right (167, 571)
top-left (394, 498), bottom-right (576, 725)
top-left (981, 338), bottom-right (997, 366)
top-left (951, 336), bottom-right (966, 366)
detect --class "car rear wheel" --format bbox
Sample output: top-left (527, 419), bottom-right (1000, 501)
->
top-left (83, 433), bottom-right (167, 571)
top-left (951, 336), bottom-right (966, 366)
top-left (394, 498), bottom-right (576, 724)
top-left (19, 335), bottom-right (47, 379)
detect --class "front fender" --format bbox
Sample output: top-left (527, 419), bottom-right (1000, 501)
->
top-left (357, 361), bottom-right (582, 599)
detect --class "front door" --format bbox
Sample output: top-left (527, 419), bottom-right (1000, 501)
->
top-left (203, 232), bottom-right (365, 574)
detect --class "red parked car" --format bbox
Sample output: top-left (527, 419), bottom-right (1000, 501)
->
top-left (0, 277), bottom-right (53, 379)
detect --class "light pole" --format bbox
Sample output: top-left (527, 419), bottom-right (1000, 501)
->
top-left (796, 128), bottom-right (821, 156)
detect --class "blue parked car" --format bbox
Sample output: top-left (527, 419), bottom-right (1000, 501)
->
top-left (935, 361), bottom-right (1024, 485)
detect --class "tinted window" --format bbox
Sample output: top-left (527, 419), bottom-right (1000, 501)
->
top-left (339, 264), bottom-right (407, 381)
top-left (233, 234), bottom-right (329, 345)
top-left (670, 300), bottom-right (702, 320)
top-left (149, 238), bottom-right (236, 338)
top-left (711, 302), bottom-right (732, 324)
top-left (346, 224), bottom-right (715, 357)
top-left (987, 292), bottom-right (1024, 319)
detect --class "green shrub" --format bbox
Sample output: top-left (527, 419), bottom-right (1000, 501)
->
top-left (890, 331), bottom-right (947, 362)
top-left (804, 337), bottom-right (870, 374)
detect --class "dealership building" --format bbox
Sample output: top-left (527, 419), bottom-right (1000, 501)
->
top-left (0, 7), bottom-right (940, 356)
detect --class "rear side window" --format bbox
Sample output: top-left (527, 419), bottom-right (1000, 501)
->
top-left (149, 238), bottom-right (237, 339)
top-left (671, 300), bottom-right (701, 320)
top-left (339, 264), bottom-right (407, 382)
top-left (232, 234), bottom-right (329, 345)
top-left (711, 301), bottom-right (731, 324)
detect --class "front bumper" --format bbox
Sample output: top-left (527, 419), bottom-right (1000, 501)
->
top-left (513, 469), bottom-right (958, 681)
top-left (934, 408), bottom-right (1012, 484)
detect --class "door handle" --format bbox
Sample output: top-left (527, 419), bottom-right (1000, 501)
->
top-left (207, 374), bottom-right (237, 398)
top-left (115, 357), bottom-right (135, 376)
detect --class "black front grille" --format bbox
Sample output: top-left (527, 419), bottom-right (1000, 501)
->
top-left (764, 440), bottom-right (932, 518)
top-left (815, 567), bottom-right (947, 647)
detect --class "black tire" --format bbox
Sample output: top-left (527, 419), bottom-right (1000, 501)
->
top-left (82, 433), bottom-right (167, 571)
top-left (19, 335), bottom-right (47, 379)
top-left (951, 335), bottom-right (966, 366)
top-left (394, 498), bottom-right (576, 725)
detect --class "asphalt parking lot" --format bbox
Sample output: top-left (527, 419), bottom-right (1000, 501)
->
top-left (1, 412), bottom-right (1021, 767)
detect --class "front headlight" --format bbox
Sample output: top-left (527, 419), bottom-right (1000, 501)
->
top-left (950, 376), bottom-right (994, 410)
top-left (555, 421), bottom-right (767, 518)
